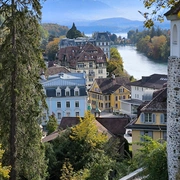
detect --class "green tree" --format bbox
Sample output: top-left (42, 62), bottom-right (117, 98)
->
top-left (66, 23), bottom-right (83, 39)
top-left (107, 47), bottom-right (124, 76)
top-left (135, 136), bottom-right (168, 180)
top-left (46, 114), bottom-right (58, 135)
top-left (0, 0), bottom-right (47, 179)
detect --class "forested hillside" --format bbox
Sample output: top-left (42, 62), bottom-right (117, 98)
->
top-left (127, 28), bottom-right (170, 61)
top-left (42, 23), bottom-right (69, 37)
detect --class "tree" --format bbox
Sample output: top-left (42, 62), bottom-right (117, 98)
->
top-left (45, 37), bottom-right (61, 60)
top-left (141, 0), bottom-right (178, 28)
top-left (0, 144), bottom-right (11, 179)
top-left (134, 136), bottom-right (168, 180)
top-left (0, 1), bottom-right (47, 179)
top-left (66, 23), bottom-right (83, 39)
top-left (46, 114), bottom-right (58, 135)
top-left (107, 47), bottom-right (124, 76)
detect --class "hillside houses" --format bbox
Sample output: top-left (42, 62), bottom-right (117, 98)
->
top-left (88, 75), bottom-right (131, 112)
top-left (120, 74), bottom-right (167, 116)
top-left (41, 72), bottom-right (88, 126)
top-left (57, 42), bottom-right (108, 88)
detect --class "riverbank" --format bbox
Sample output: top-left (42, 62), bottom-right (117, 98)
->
top-left (117, 45), bottom-right (167, 80)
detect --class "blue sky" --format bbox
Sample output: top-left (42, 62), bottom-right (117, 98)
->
top-left (41, 0), bottom-right (154, 24)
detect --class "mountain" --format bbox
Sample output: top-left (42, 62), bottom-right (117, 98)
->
top-left (41, 0), bottom-right (170, 34)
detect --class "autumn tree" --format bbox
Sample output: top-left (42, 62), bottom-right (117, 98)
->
top-left (0, 0), bottom-right (47, 179)
top-left (45, 37), bottom-right (61, 60)
top-left (107, 47), bottom-right (124, 76)
top-left (140, 0), bottom-right (178, 28)
top-left (0, 144), bottom-right (11, 179)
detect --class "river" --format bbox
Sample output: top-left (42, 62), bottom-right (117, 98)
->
top-left (116, 45), bottom-right (168, 80)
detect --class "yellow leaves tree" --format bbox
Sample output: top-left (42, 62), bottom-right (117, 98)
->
top-left (45, 37), bottom-right (61, 60)
top-left (0, 144), bottom-right (11, 179)
top-left (70, 111), bottom-right (108, 148)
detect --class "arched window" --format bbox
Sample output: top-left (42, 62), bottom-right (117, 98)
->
top-left (74, 86), bottom-right (79, 96)
top-left (173, 24), bottom-right (178, 45)
top-left (65, 87), bottom-right (70, 96)
top-left (56, 87), bottom-right (61, 96)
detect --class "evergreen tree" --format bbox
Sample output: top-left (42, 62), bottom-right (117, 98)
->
top-left (46, 114), bottom-right (58, 135)
top-left (66, 23), bottom-right (83, 39)
top-left (0, 0), bottom-right (47, 179)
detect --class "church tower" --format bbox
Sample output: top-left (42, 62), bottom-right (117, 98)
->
top-left (165, 3), bottom-right (180, 179)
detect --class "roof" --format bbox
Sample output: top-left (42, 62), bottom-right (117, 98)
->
top-left (141, 87), bottom-right (167, 113)
top-left (60, 117), bottom-right (113, 139)
top-left (164, 2), bottom-right (180, 16)
top-left (58, 42), bottom-right (107, 69)
top-left (46, 66), bottom-right (70, 76)
top-left (95, 32), bottom-right (111, 42)
top-left (96, 117), bottom-right (130, 135)
top-left (127, 74), bottom-right (167, 89)
top-left (93, 76), bottom-right (131, 94)
top-left (42, 72), bottom-right (86, 87)
top-left (126, 87), bottom-right (167, 129)
top-left (42, 131), bottom-right (59, 143)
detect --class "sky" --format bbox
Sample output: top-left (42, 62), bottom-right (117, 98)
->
top-left (41, 0), bottom-right (148, 24)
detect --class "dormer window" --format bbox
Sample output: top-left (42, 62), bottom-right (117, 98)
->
top-left (74, 86), bottom-right (79, 96)
top-left (65, 87), bottom-right (70, 96)
top-left (56, 87), bottom-right (61, 96)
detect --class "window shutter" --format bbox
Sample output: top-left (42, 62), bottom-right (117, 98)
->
top-left (160, 114), bottom-right (164, 124)
top-left (152, 113), bottom-right (156, 123)
top-left (140, 131), bottom-right (144, 141)
top-left (140, 113), bottom-right (144, 123)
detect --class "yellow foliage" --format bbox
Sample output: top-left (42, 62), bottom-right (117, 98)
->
top-left (0, 144), bottom-right (11, 179)
top-left (178, 11), bottom-right (180, 18)
top-left (70, 111), bottom-right (108, 147)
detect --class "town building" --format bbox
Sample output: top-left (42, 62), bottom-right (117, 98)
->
top-left (88, 75), bottom-right (131, 112)
top-left (126, 87), bottom-right (167, 154)
top-left (41, 72), bottom-right (88, 127)
top-left (57, 42), bottom-right (108, 88)
top-left (58, 32), bottom-right (111, 59)
top-left (120, 74), bottom-right (167, 116)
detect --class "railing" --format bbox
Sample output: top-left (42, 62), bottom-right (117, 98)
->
top-left (119, 168), bottom-right (143, 180)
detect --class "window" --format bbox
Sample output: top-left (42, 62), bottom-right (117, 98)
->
top-left (57, 102), bottom-right (61, 108)
top-left (78, 63), bottom-right (84, 68)
top-left (115, 103), bottom-right (118, 108)
top-left (76, 112), bottom-right (79, 117)
top-left (65, 87), bottom-right (70, 96)
top-left (57, 112), bottom-right (61, 119)
top-left (66, 112), bottom-right (70, 117)
top-left (56, 87), bottom-right (61, 96)
top-left (74, 86), bottom-right (79, 96)
top-left (141, 113), bottom-right (156, 123)
top-left (115, 96), bottom-right (118, 101)
top-left (160, 113), bottom-right (167, 124)
top-left (140, 131), bottom-right (153, 141)
top-left (98, 69), bottom-right (103, 74)
top-left (119, 88), bottom-right (124, 93)
top-left (66, 101), bottom-right (70, 108)
top-left (89, 62), bottom-right (93, 68)
top-left (75, 101), bottom-right (79, 108)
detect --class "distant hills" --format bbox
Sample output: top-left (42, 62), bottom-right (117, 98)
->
top-left (41, 0), bottom-right (170, 34)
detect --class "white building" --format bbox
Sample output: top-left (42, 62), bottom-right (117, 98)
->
top-left (41, 72), bottom-right (88, 126)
